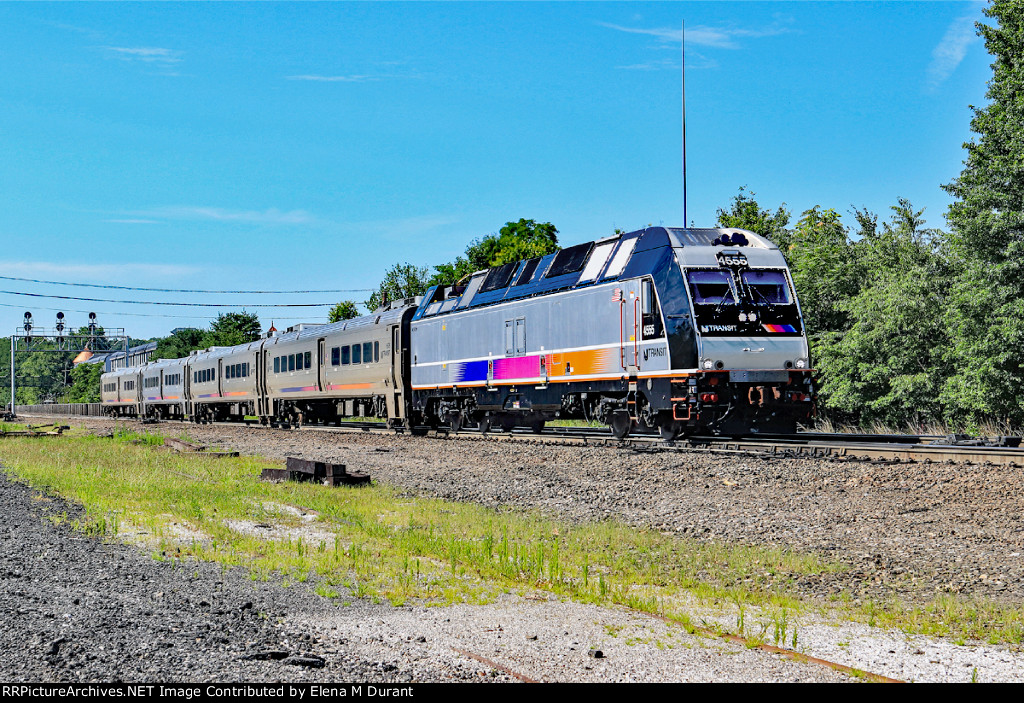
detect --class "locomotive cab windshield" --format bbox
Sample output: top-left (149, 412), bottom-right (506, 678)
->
top-left (740, 270), bottom-right (793, 305)
top-left (686, 266), bottom-right (801, 336)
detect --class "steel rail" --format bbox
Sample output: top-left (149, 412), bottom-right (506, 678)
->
top-left (18, 410), bottom-right (1024, 466)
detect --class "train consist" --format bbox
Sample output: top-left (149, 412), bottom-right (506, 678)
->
top-left (102, 226), bottom-right (814, 439)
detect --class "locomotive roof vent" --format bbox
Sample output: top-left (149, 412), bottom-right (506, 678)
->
top-left (712, 231), bottom-right (749, 247)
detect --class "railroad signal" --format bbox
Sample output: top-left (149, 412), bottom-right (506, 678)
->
top-left (22, 312), bottom-right (32, 343)
top-left (55, 311), bottom-right (65, 335)
top-left (88, 312), bottom-right (97, 334)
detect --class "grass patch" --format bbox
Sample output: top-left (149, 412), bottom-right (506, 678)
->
top-left (547, 419), bottom-right (604, 428)
top-left (1, 431), bottom-right (1022, 645)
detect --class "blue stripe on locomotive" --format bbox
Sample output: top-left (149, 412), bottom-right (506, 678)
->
top-left (451, 359), bottom-right (488, 383)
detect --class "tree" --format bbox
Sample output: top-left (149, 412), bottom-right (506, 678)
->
top-left (365, 263), bottom-right (431, 311)
top-left (785, 206), bottom-right (862, 338)
top-left (428, 219), bottom-right (560, 287)
top-left (66, 362), bottom-right (103, 403)
top-left (202, 312), bottom-right (261, 348)
top-left (12, 342), bottom-right (71, 404)
top-left (153, 328), bottom-right (204, 360)
top-left (328, 301), bottom-right (360, 323)
top-left (813, 200), bottom-right (952, 426)
top-left (940, 0), bottom-right (1024, 425)
top-left (467, 219), bottom-right (559, 269)
top-left (715, 187), bottom-right (792, 253)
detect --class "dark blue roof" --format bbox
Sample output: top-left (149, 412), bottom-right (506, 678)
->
top-left (412, 227), bottom-right (666, 321)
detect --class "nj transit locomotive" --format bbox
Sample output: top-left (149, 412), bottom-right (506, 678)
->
top-left (102, 226), bottom-right (814, 439)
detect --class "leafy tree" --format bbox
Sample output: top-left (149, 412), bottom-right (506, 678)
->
top-left (428, 219), bottom-right (560, 287)
top-left (153, 328), bottom-right (204, 360)
top-left (66, 362), bottom-right (103, 403)
top-left (786, 206), bottom-right (863, 338)
top-left (427, 258), bottom-right (476, 288)
top-left (813, 200), bottom-right (952, 426)
top-left (328, 301), bottom-right (360, 323)
top-left (202, 312), bottom-right (261, 348)
top-left (365, 263), bottom-right (431, 311)
top-left (940, 0), bottom-right (1024, 425)
top-left (467, 219), bottom-right (559, 269)
top-left (12, 343), bottom-right (71, 404)
top-left (715, 187), bottom-right (792, 253)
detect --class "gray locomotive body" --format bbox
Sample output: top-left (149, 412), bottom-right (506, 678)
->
top-left (409, 226), bottom-right (814, 438)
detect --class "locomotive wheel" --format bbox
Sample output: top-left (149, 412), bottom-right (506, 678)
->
top-left (478, 415), bottom-right (491, 434)
top-left (610, 412), bottom-right (632, 440)
top-left (530, 419), bottom-right (545, 434)
top-left (499, 414), bottom-right (516, 432)
top-left (659, 423), bottom-right (681, 442)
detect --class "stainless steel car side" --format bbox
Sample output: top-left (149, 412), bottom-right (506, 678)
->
top-left (140, 357), bottom-right (189, 419)
top-left (101, 366), bottom-right (143, 417)
top-left (102, 304), bottom-right (417, 427)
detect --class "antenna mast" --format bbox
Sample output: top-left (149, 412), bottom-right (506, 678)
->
top-left (682, 19), bottom-right (687, 229)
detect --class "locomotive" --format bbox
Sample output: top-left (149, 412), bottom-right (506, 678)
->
top-left (102, 226), bottom-right (814, 439)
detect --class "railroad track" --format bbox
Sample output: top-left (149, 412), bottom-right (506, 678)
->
top-left (17, 411), bottom-right (1024, 467)
top-left (295, 421), bottom-right (1024, 468)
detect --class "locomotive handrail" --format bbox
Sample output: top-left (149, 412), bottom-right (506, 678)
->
top-left (633, 296), bottom-right (640, 369)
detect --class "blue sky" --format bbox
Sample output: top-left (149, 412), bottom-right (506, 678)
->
top-left (0, 1), bottom-right (992, 340)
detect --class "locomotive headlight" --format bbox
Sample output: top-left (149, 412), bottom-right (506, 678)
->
top-left (702, 359), bottom-right (714, 370)
top-left (739, 313), bottom-right (748, 322)
top-left (749, 312), bottom-right (757, 321)
top-left (795, 358), bottom-right (807, 369)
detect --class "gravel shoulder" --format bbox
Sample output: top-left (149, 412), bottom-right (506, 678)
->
top-left (5, 416), bottom-right (1024, 682)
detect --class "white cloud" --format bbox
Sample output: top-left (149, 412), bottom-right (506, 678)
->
top-left (286, 74), bottom-right (377, 83)
top-left (600, 20), bottom-right (793, 50)
top-left (118, 207), bottom-right (458, 236)
top-left (927, 14), bottom-right (981, 89)
top-left (133, 206), bottom-right (317, 226)
top-left (617, 53), bottom-right (718, 71)
top-left (103, 46), bottom-right (182, 64)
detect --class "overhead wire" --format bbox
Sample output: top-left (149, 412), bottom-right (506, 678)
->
top-left (0, 274), bottom-right (372, 294)
top-left (0, 289), bottom-right (335, 307)
top-left (0, 301), bottom-right (327, 321)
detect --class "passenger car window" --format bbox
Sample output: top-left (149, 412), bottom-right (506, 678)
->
top-left (362, 343), bottom-right (372, 363)
top-left (304, 351), bottom-right (311, 369)
top-left (332, 347), bottom-right (340, 366)
top-left (353, 344), bottom-right (362, 364)
top-left (342, 346), bottom-right (350, 365)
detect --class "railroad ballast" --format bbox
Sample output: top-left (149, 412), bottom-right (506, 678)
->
top-left (101, 226), bottom-right (815, 439)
